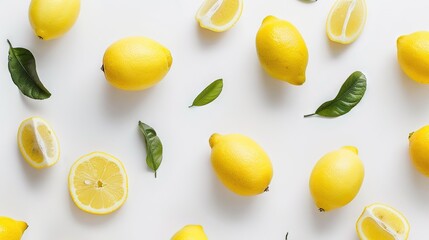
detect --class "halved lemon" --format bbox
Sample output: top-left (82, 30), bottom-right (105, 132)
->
top-left (326, 0), bottom-right (367, 44)
top-left (17, 117), bottom-right (60, 169)
top-left (195, 0), bottom-right (243, 32)
top-left (356, 203), bottom-right (410, 240)
top-left (68, 152), bottom-right (128, 215)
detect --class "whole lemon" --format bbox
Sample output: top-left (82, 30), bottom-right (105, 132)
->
top-left (397, 31), bottom-right (429, 84)
top-left (256, 15), bottom-right (308, 85)
top-left (309, 146), bottom-right (364, 211)
top-left (0, 217), bottom-right (28, 240)
top-left (29, 0), bottom-right (80, 40)
top-left (171, 225), bottom-right (208, 240)
top-left (102, 37), bottom-right (172, 91)
top-left (409, 125), bottom-right (429, 176)
top-left (209, 133), bottom-right (273, 196)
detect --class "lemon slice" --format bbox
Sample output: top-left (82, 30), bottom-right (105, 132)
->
top-left (195, 0), bottom-right (243, 32)
top-left (326, 0), bottom-right (367, 44)
top-left (356, 203), bottom-right (410, 240)
top-left (17, 117), bottom-right (60, 169)
top-left (68, 152), bottom-right (128, 215)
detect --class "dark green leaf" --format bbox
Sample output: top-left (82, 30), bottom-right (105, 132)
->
top-left (7, 39), bottom-right (51, 99)
top-left (138, 121), bottom-right (163, 178)
top-left (304, 71), bottom-right (367, 118)
top-left (189, 79), bottom-right (223, 107)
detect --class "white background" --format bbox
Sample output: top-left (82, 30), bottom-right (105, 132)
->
top-left (1, 0), bottom-right (429, 239)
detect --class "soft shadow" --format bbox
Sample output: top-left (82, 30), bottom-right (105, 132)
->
top-left (307, 196), bottom-right (345, 232)
top-left (19, 93), bottom-right (45, 111)
top-left (405, 149), bottom-right (429, 201)
top-left (258, 67), bottom-right (289, 105)
top-left (101, 79), bottom-right (154, 120)
top-left (17, 147), bottom-right (53, 186)
top-left (397, 57), bottom-right (429, 109)
top-left (208, 171), bottom-right (256, 219)
top-left (196, 25), bottom-right (227, 46)
top-left (68, 188), bottom-right (119, 226)
top-left (327, 38), bottom-right (350, 57)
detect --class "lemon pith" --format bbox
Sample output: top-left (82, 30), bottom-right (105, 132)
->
top-left (209, 133), bottom-right (273, 196)
top-left (309, 146), bottom-right (364, 211)
top-left (102, 36), bottom-right (172, 91)
top-left (256, 16), bottom-right (308, 85)
top-left (17, 117), bottom-right (60, 169)
top-left (29, 0), bottom-right (80, 40)
top-left (196, 0), bottom-right (243, 32)
top-left (68, 152), bottom-right (128, 215)
top-left (326, 0), bottom-right (367, 44)
top-left (356, 203), bottom-right (410, 240)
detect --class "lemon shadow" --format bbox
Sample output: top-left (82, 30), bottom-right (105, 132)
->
top-left (196, 25), bottom-right (228, 46)
top-left (257, 64), bottom-right (290, 105)
top-left (396, 57), bottom-right (429, 108)
top-left (326, 37), bottom-right (351, 57)
top-left (307, 195), bottom-right (348, 233)
top-left (17, 147), bottom-right (53, 186)
top-left (101, 78), bottom-right (155, 121)
top-left (68, 187), bottom-right (119, 226)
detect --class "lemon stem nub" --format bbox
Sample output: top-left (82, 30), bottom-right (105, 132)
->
top-left (319, 208), bottom-right (325, 212)
top-left (264, 186), bottom-right (270, 192)
top-left (409, 132), bottom-right (414, 139)
top-left (101, 65), bottom-right (104, 72)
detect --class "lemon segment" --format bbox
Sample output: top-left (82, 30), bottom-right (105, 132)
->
top-left (29, 0), bottom-right (80, 40)
top-left (196, 0), bottom-right (243, 32)
top-left (356, 203), bottom-right (410, 240)
top-left (68, 152), bottom-right (128, 215)
top-left (0, 217), bottom-right (28, 240)
top-left (326, 0), bottom-right (367, 44)
top-left (171, 225), bottom-right (208, 240)
top-left (17, 117), bottom-right (60, 169)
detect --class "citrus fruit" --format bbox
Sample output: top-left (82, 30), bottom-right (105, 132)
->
top-left (326, 0), bottom-right (367, 44)
top-left (68, 152), bottom-right (128, 215)
top-left (209, 133), bottom-right (273, 196)
top-left (397, 31), bottom-right (429, 84)
top-left (0, 217), bottom-right (28, 240)
top-left (256, 16), bottom-right (308, 85)
top-left (17, 117), bottom-right (60, 169)
top-left (356, 203), bottom-right (410, 240)
top-left (309, 146), bottom-right (364, 211)
top-left (29, 0), bottom-right (80, 40)
top-left (171, 225), bottom-right (208, 240)
top-left (409, 125), bottom-right (429, 176)
top-left (195, 0), bottom-right (243, 32)
top-left (102, 36), bottom-right (172, 91)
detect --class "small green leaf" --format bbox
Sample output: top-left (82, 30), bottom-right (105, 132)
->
top-left (189, 79), bottom-right (223, 107)
top-left (138, 121), bottom-right (163, 178)
top-left (305, 71), bottom-right (367, 118)
top-left (7, 39), bottom-right (51, 99)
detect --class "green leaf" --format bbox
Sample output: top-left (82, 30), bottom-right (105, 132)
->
top-left (7, 39), bottom-right (51, 100)
top-left (138, 121), bottom-right (163, 178)
top-left (189, 79), bottom-right (223, 107)
top-left (304, 71), bottom-right (367, 118)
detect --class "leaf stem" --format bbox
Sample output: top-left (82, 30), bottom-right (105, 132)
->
top-left (304, 113), bottom-right (316, 118)
top-left (6, 39), bottom-right (12, 48)
top-left (154, 171), bottom-right (157, 178)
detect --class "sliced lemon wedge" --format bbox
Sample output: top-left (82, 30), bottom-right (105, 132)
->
top-left (195, 0), bottom-right (243, 32)
top-left (17, 117), bottom-right (60, 169)
top-left (326, 0), bottom-right (367, 44)
top-left (356, 203), bottom-right (410, 240)
top-left (68, 152), bottom-right (128, 215)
